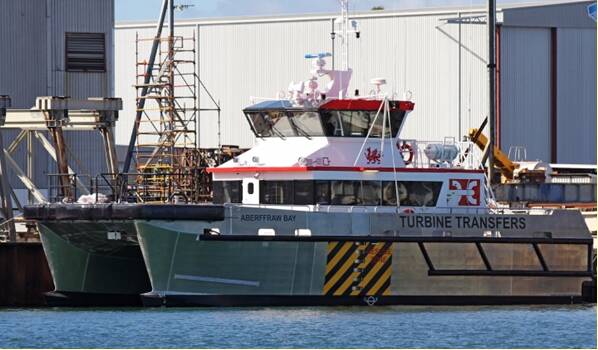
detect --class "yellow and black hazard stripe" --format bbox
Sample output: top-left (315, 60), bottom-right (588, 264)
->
top-left (323, 241), bottom-right (393, 296)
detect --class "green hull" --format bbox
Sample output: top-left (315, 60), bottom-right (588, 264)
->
top-left (38, 221), bottom-right (151, 306)
top-left (136, 220), bottom-right (594, 306)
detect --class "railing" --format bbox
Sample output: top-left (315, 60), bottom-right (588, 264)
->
top-left (0, 216), bottom-right (38, 242)
top-left (399, 139), bottom-right (481, 170)
top-left (47, 173), bottom-right (92, 203)
top-left (223, 202), bottom-right (548, 216)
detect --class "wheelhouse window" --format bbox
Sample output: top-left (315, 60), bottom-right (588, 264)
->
top-left (213, 181), bottom-right (242, 204)
top-left (321, 110), bottom-right (395, 138)
top-left (289, 111), bottom-right (325, 136)
top-left (246, 111), bottom-right (296, 137)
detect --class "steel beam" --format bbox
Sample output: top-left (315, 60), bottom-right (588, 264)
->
top-left (3, 149), bottom-right (47, 203)
top-left (0, 96), bottom-right (16, 240)
top-left (33, 131), bottom-right (89, 196)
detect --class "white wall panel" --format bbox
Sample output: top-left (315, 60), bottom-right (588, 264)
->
top-left (500, 26), bottom-right (551, 162)
top-left (197, 20), bottom-right (331, 148)
top-left (115, 5), bottom-right (595, 162)
top-left (556, 28), bottom-right (596, 164)
top-left (114, 25), bottom-right (197, 146)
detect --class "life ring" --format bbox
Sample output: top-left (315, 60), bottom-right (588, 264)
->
top-left (402, 208), bottom-right (415, 214)
top-left (397, 141), bottom-right (414, 165)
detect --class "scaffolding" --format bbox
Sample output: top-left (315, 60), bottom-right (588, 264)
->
top-left (127, 1), bottom-right (222, 204)
top-left (133, 30), bottom-right (199, 202)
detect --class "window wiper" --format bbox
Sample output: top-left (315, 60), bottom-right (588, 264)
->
top-left (270, 124), bottom-right (287, 140)
top-left (291, 119), bottom-right (312, 140)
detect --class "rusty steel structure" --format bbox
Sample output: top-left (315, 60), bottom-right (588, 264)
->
top-left (0, 96), bottom-right (122, 242)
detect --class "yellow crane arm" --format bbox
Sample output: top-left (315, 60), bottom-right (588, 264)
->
top-left (468, 128), bottom-right (517, 180)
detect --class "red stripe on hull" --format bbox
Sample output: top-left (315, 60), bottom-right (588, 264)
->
top-left (208, 166), bottom-right (484, 174)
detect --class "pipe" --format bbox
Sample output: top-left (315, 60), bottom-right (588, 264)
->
top-left (487, 0), bottom-right (496, 185)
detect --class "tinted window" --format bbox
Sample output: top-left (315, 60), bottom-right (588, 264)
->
top-left (382, 181), bottom-right (442, 207)
top-left (389, 110), bottom-right (406, 137)
top-left (260, 181), bottom-right (293, 204)
top-left (370, 111), bottom-right (391, 138)
top-left (382, 181), bottom-right (398, 206)
top-left (315, 181), bottom-right (331, 204)
top-left (361, 181), bottom-right (381, 205)
top-left (321, 111), bottom-right (344, 136)
top-left (331, 180), bottom-right (360, 205)
top-left (401, 181), bottom-right (442, 207)
top-left (294, 180), bottom-right (314, 205)
top-left (213, 181), bottom-right (242, 204)
top-left (247, 112), bottom-right (272, 137)
top-left (290, 111), bottom-right (324, 136)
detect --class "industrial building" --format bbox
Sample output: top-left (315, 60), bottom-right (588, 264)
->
top-left (115, 0), bottom-right (596, 165)
top-left (0, 0), bottom-right (114, 202)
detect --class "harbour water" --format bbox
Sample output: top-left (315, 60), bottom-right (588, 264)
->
top-left (0, 305), bottom-right (595, 348)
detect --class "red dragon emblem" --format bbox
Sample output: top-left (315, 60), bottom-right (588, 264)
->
top-left (364, 147), bottom-right (382, 164)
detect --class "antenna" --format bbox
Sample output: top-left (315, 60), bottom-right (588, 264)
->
top-left (335, 0), bottom-right (360, 72)
top-left (331, 0), bottom-right (360, 98)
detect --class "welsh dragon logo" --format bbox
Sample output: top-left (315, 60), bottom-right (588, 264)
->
top-left (364, 147), bottom-right (382, 164)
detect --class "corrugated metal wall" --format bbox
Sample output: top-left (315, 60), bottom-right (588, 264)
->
top-left (114, 25), bottom-right (197, 148)
top-left (196, 13), bottom-right (489, 148)
top-left (499, 26), bottom-right (551, 162)
top-left (47, 0), bottom-right (113, 99)
top-left (0, 0), bottom-right (48, 108)
top-left (115, 11), bottom-right (490, 149)
top-left (114, 4), bottom-right (596, 164)
top-left (556, 28), bottom-right (597, 164)
top-left (0, 0), bottom-right (114, 195)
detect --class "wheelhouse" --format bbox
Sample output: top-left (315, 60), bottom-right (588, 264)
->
top-left (244, 99), bottom-right (414, 139)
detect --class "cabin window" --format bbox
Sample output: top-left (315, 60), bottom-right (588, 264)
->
top-left (361, 181), bottom-right (381, 205)
top-left (213, 181), bottom-right (242, 204)
top-left (247, 182), bottom-right (254, 195)
top-left (255, 180), bottom-right (442, 207)
top-left (315, 180), bottom-right (331, 204)
top-left (382, 180), bottom-right (442, 207)
top-left (294, 180), bottom-right (314, 205)
top-left (331, 180), bottom-right (360, 205)
top-left (381, 181), bottom-right (397, 205)
top-left (401, 181), bottom-right (442, 207)
top-left (260, 181), bottom-right (293, 204)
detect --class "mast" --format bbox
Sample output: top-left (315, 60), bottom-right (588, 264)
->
top-left (122, 0), bottom-right (169, 175)
top-left (487, 0), bottom-right (496, 184)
